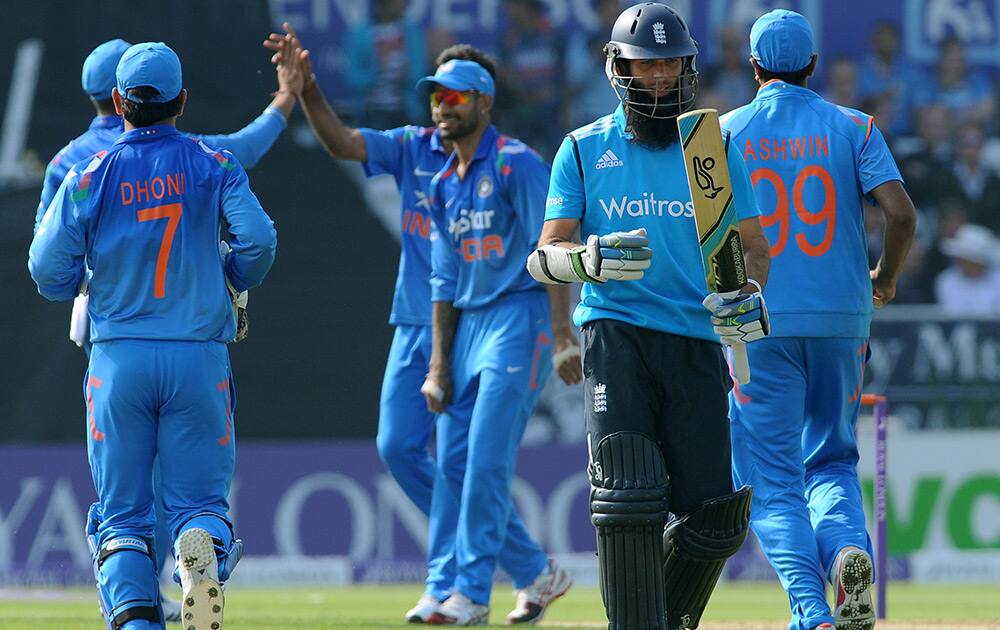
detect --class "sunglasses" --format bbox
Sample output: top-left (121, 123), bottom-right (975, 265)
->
top-left (430, 88), bottom-right (476, 108)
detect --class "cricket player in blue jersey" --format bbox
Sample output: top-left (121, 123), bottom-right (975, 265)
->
top-left (266, 28), bottom-right (579, 624)
top-left (409, 57), bottom-right (577, 625)
top-left (34, 36), bottom-right (297, 622)
top-left (527, 4), bottom-right (773, 629)
top-left (720, 11), bottom-right (916, 630)
top-left (29, 42), bottom-right (277, 630)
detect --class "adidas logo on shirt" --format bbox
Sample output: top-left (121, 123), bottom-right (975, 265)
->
top-left (595, 150), bottom-right (624, 169)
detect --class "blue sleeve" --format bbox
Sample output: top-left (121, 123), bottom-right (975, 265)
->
top-left (28, 171), bottom-right (88, 301)
top-left (506, 151), bottom-right (551, 247)
top-left (359, 127), bottom-right (408, 179)
top-left (727, 136), bottom-right (761, 220)
top-left (545, 136), bottom-right (586, 221)
top-left (35, 152), bottom-right (68, 233)
top-left (219, 154), bottom-right (277, 291)
top-left (186, 107), bottom-right (286, 170)
top-left (858, 123), bottom-right (902, 197)
top-left (428, 177), bottom-right (458, 303)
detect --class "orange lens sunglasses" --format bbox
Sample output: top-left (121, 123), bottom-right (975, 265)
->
top-left (430, 88), bottom-right (475, 108)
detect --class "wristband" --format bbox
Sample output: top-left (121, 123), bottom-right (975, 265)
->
top-left (551, 345), bottom-right (581, 369)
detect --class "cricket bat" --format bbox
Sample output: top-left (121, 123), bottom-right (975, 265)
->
top-left (677, 108), bottom-right (751, 384)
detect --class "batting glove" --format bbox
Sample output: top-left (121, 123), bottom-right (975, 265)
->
top-left (703, 286), bottom-right (770, 345)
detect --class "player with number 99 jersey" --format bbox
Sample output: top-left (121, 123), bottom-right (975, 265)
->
top-left (719, 10), bottom-right (915, 630)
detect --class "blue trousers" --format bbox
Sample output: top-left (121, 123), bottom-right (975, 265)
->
top-left (431, 292), bottom-right (553, 605)
top-left (729, 337), bottom-right (874, 630)
top-left (86, 340), bottom-right (237, 628)
top-left (379, 324), bottom-right (548, 601)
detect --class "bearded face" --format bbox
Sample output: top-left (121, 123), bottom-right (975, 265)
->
top-left (609, 57), bottom-right (699, 148)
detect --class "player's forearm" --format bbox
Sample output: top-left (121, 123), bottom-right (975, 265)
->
top-left (299, 86), bottom-right (366, 162)
top-left (266, 90), bottom-right (297, 120)
top-left (738, 218), bottom-right (771, 292)
top-left (872, 181), bottom-right (917, 282)
top-left (545, 284), bottom-right (574, 335)
top-left (429, 300), bottom-right (459, 372)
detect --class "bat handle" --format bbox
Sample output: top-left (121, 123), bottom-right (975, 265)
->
top-left (731, 343), bottom-right (750, 385)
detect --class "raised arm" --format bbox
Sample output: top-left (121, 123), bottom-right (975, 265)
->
top-left (264, 23), bottom-right (367, 162)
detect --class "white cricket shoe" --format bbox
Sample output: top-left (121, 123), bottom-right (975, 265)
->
top-left (831, 547), bottom-right (875, 630)
top-left (427, 592), bottom-right (489, 626)
top-left (406, 593), bottom-right (443, 624)
top-left (178, 528), bottom-right (224, 630)
top-left (161, 592), bottom-right (182, 623)
top-left (505, 559), bottom-right (574, 625)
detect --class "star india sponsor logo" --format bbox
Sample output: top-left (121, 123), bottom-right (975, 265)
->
top-left (599, 193), bottom-right (695, 219)
top-left (593, 383), bottom-right (608, 413)
top-left (595, 149), bottom-right (624, 169)
top-left (448, 208), bottom-right (495, 237)
top-left (653, 22), bottom-right (667, 44)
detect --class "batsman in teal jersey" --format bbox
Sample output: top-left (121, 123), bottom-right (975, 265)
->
top-left (527, 4), bottom-right (772, 629)
top-left (29, 43), bottom-right (277, 630)
top-left (720, 10), bottom-right (916, 630)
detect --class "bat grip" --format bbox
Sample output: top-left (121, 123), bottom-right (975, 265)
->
top-left (731, 343), bottom-right (750, 385)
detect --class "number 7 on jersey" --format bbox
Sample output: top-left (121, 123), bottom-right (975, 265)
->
top-left (677, 108), bottom-right (751, 384)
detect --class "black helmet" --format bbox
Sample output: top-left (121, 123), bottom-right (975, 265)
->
top-left (604, 3), bottom-right (699, 119)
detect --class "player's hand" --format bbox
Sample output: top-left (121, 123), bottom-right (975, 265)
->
top-left (703, 289), bottom-right (769, 345)
top-left (870, 267), bottom-right (896, 308)
top-left (570, 228), bottom-right (652, 283)
top-left (264, 23), bottom-right (315, 96)
top-left (552, 328), bottom-right (582, 385)
top-left (220, 241), bottom-right (250, 343)
top-left (422, 365), bottom-right (452, 413)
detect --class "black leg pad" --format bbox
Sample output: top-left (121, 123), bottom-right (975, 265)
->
top-left (663, 485), bottom-right (752, 629)
top-left (590, 432), bottom-right (671, 630)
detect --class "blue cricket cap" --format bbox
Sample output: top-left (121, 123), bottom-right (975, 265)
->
top-left (750, 9), bottom-right (815, 73)
top-left (416, 59), bottom-right (495, 97)
top-left (116, 42), bottom-right (183, 103)
top-left (81, 39), bottom-right (132, 100)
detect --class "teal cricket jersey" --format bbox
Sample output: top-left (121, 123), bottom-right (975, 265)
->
top-left (545, 104), bottom-right (761, 342)
top-left (720, 80), bottom-right (902, 338)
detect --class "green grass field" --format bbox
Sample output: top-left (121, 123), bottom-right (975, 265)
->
top-left (2, 583), bottom-right (999, 630)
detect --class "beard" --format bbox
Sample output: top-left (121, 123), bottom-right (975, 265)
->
top-left (624, 88), bottom-right (682, 149)
top-left (436, 108), bottom-right (480, 141)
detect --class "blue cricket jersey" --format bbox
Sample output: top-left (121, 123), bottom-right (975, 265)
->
top-left (720, 80), bottom-right (902, 338)
top-left (546, 104), bottom-right (760, 341)
top-left (35, 108), bottom-right (287, 232)
top-left (29, 125), bottom-right (277, 343)
top-left (360, 125), bottom-right (449, 326)
top-left (429, 125), bottom-right (549, 309)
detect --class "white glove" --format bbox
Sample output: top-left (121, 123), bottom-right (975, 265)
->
top-left (702, 288), bottom-right (770, 345)
top-left (527, 228), bottom-right (653, 284)
top-left (220, 240), bottom-right (250, 343)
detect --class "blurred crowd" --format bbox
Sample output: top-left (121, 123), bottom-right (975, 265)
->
top-left (341, 0), bottom-right (1000, 312)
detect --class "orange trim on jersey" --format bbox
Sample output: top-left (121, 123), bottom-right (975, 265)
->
top-left (758, 79), bottom-right (783, 90)
top-left (216, 379), bottom-right (233, 446)
top-left (87, 375), bottom-right (105, 441)
top-left (865, 115), bottom-right (874, 142)
top-left (528, 331), bottom-right (552, 391)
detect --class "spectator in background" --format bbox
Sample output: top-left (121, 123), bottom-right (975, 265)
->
top-left (701, 25), bottom-right (757, 113)
top-left (565, 0), bottom-right (620, 128)
top-left (821, 57), bottom-right (860, 108)
top-left (858, 20), bottom-right (920, 135)
top-left (935, 122), bottom-right (1000, 233)
top-left (345, 0), bottom-right (429, 128)
top-left (935, 224), bottom-right (1000, 314)
top-left (896, 105), bottom-right (954, 205)
top-left (497, 0), bottom-right (565, 158)
top-left (913, 36), bottom-right (996, 130)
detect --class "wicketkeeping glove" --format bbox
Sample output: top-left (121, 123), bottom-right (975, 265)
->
top-left (702, 288), bottom-right (770, 346)
top-left (220, 240), bottom-right (250, 343)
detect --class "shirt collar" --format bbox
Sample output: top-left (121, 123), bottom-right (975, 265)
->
top-left (755, 79), bottom-right (818, 100)
top-left (113, 124), bottom-right (181, 145)
top-left (90, 115), bottom-right (124, 131)
top-left (429, 127), bottom-right (447, 154)
top-left (472, 124), bottom-right (499, 162)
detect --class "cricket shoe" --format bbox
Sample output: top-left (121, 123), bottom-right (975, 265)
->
top-left (161, 593), bottom-right (182, 623)
top-left (178, 528), bottom-right (225, 630)
top-left (831, 547), bottom-right (875, 630)
top-left (505, 559), bottom-right (574, 624)
top-left (406, 593), bottom-right (443, 623)
top-left (427, 592), bottom-right (489, 626)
